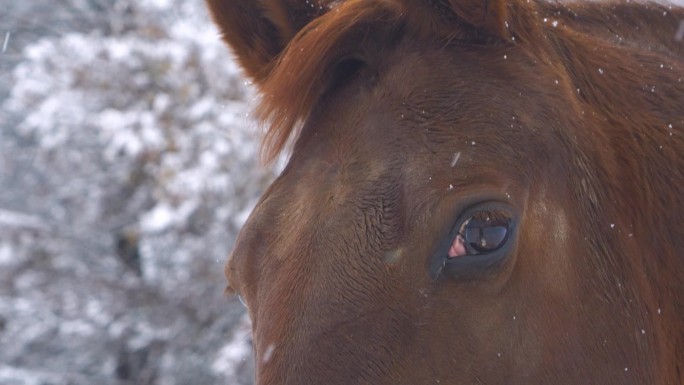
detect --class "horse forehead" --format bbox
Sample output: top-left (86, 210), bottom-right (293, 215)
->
top-left (269, 154), bottom-right (398, 227)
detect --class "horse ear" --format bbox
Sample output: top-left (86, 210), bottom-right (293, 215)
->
top-left (400, 0), bottom-right (522, 41)
top-left (206, 0), bottom-right (329, 83)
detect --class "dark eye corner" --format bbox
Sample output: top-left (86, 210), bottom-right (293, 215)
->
top-left (433, 202), bottom-right (518, 281)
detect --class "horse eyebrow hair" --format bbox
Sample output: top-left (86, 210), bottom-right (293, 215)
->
top-left (255, 0), bottom-right (404, 164)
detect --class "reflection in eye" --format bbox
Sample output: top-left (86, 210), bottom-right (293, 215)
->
top-left (447, 210), bottom-right (511, 258)
top-left (447, 232), bottom-right (467, 258)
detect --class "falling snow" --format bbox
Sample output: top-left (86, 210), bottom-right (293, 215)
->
top-left (676, 20), bottom-right (684, 41)
top-left (262, 344), bottom-right (276, 364)
top-left (451, 152), bottom-right (461, 167)
top-left (2, 32), bottom-right (9, 53)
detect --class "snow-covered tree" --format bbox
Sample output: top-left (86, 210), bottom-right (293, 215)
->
top-left (0, 0), bottom-right (270, 383)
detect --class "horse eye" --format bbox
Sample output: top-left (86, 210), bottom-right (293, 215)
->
top-left (432, 202), bottom-right (517, 280)
top-left (447, 209), bottom-right (512, 258)
top-left (463, 214), bottom-right (511, 253)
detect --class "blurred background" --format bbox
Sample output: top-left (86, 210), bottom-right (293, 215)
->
top-left (0, 1), bottom-right (277, 383)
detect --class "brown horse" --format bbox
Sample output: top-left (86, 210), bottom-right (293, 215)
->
top-left (207, 0), bottom-right (684, 383)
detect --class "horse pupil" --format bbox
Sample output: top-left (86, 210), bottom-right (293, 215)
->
top-left (464, 216), bottom-right (510, 253)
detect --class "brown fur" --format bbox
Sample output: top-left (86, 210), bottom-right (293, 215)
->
top-left (207, 0), bottom-right (684, 383)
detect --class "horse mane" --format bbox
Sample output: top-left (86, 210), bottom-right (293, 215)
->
top-left (255, 0), bottom-right (684, 163)
top-left (256, 0), bottom-right (405, 163)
